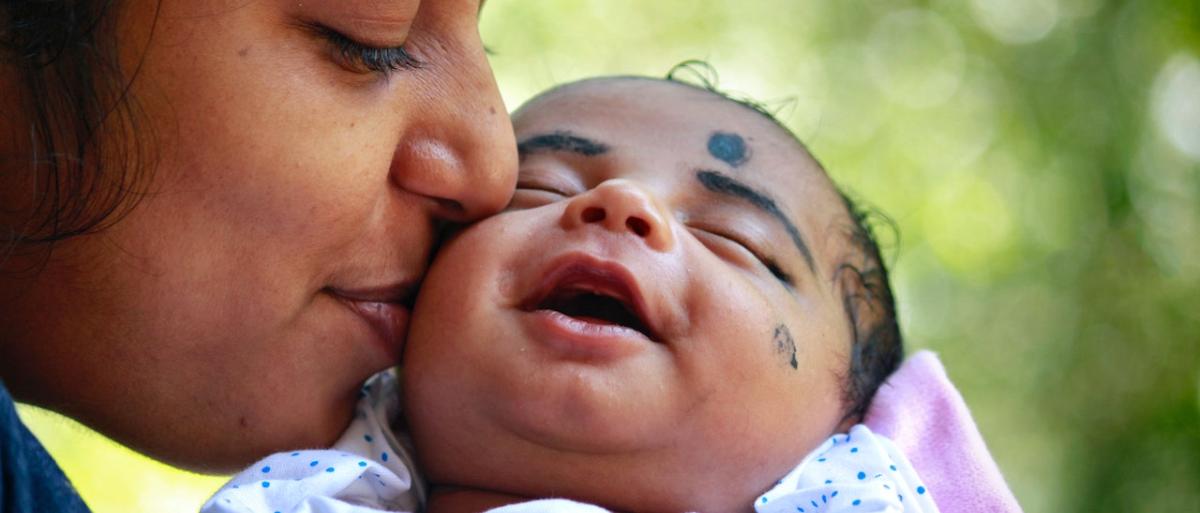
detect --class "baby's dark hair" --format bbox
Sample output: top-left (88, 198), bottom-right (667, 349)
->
top-left (664, 61), bottom-right (904, 421)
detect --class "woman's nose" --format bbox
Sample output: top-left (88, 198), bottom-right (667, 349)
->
top-left (388, 16), bottom-right (518, 223)
top-left (561, 179), bottom-right (675, 252)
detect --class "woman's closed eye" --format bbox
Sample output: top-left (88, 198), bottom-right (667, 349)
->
top-left (689, 226), bottom-right (793, 286)
top-left (307, 23), bottom-right (422, 75)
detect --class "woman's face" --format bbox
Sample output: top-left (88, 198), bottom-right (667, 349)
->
top-left (0, 0), bottom-right (515, 471)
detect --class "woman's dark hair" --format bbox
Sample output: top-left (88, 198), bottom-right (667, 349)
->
top-left (665, 60), bottom-right (904, 421)
top-left (1, 0), bottom-right (156, 261)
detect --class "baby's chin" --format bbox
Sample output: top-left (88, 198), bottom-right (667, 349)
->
top-left (412, 402), bottom-right (835, 513)
top-left (429, 445), bottom-right (821, 513)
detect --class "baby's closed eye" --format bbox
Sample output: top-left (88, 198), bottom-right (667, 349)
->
top-left (687, 225), bottom-right (793, 286)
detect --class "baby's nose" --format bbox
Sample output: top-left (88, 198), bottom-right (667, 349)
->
top-left (561, 179), bottom-right (675, 252)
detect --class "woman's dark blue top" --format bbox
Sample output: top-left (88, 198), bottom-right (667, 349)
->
top-left (0, 380), bottom-right (90, 513)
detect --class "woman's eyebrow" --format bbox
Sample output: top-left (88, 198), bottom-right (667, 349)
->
top-left (517, 130), bottom-right (610, 161)
top-left (695, 170), bottom-right (816, 274)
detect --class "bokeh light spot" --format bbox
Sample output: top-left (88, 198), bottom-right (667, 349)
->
top-left (971, 0), bottom-right (1060, 44)
top-left (867, 9), bottom-right (965, 109)
top-left (1130, 143), bottom-right (1200, 280)
top-left (923, 176), bottom-right (1015, 277)
top-left (1152, 52), bottom-right (1200, 161)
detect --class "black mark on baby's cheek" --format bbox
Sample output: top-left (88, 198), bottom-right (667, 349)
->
top-left (773, 324), bottom-right (798, 370)
top-left (708, 131), bottom-right (749, 167)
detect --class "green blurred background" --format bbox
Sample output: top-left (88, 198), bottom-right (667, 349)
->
top-left (18, 0), bottom-right (1200, 511)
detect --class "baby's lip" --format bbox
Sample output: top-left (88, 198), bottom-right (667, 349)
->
top-left (520, 252), bottom-right (662, 343)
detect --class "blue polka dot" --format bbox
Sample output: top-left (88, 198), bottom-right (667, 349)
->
top-left (889, 465), bottom-right (897, 471)
top-left (364, 434), bottom-right (373, 442)
top-left (821, 494), bottom-right (827, 503)
top-left (261, 481), bottom-right (270, 488)
top-left (852, 499), bottom-right (861, 506)
top-left (917, 486), bottom-right (926, 495)
top-left (326, 467), bottom-right (335, 473)
top-left (831, 491), bottom-right (838, 497)
top-left (799, 509), bottom-right (805, 513)
top-left (309, 460), bottom-right (319, 467)
top-left (381, 451), bottom-right (389, 462)
top-left (290, 452), bottom-right (299, 457)
top-left (359, 461), bottom-right (367, 467)
top-left (850, 447), bottom-right (858, 453)
top-left (899, 494), bottom-right (904, 502)
top-left (760, 497), bottom-right (767, 504)
top-left (261, 466), bottom-right (271, 473)
top-left (825, 479), bottom-right (833, 484)
top-left (818, 458), bottom-right (826, 462)
top-left (810, 500), bottom-right (819, 508)
top-left (857, 471), bottom-right (866, 480)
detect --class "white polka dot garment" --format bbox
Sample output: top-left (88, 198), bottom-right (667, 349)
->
top-left (202, 370), bottom-right (424, 513)
top-left (753, 424), bottom-right (939, 513)
top-left (202, 376), bottom-right (936, 513)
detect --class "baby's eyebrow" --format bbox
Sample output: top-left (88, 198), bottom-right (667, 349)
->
top-left (695, 170), bottom-right (816, 274)
top-left (517, 130), bottom-right (610, 160)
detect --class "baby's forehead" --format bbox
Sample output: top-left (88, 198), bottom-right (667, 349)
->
top-left (513, 78), bottom-right (823, 185)
top-left (514, 77), bottom-right (854, 280)
top-left (517, 77), bottom-right (790, 136)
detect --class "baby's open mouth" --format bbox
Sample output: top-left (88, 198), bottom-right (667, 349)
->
top-left (536, 287), bottom-right (654, 339)
top-left (521, 257), bottom-right (661, 342)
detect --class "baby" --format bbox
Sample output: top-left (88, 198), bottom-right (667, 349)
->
top-left (204, 73), bottom-right (934, 513)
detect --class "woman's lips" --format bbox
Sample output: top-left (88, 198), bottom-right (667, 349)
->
top-left (327, 284), bottom-right (415, 364)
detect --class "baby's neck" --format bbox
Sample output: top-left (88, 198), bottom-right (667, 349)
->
top-left (425, 486), bottom-right (534, 513)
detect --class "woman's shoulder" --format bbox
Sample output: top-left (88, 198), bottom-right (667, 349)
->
top-left (0, 380), bottom-right (91, 513)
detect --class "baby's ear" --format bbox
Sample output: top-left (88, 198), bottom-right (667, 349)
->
top-left (831, 250), bottom-right (888, 422)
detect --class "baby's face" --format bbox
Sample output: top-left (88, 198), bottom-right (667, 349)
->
top-left (405, 78), bottom-right (855, 511)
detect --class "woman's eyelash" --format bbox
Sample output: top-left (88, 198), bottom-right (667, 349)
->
top-left (310, 24), bottom-right (422, 74)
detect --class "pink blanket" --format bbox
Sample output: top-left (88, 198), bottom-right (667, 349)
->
top-left (864, 351), bottom-right (1023, 513)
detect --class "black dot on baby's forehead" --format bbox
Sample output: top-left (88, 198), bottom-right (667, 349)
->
top-left (707, 131), bottom-right (749, 168)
